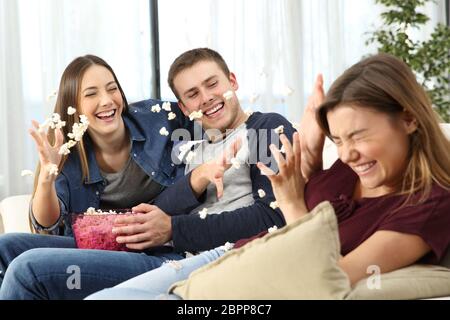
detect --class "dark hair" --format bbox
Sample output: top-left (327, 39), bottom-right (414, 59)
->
top-left (168, 48), bottom-right (231, 99)
top-left (317, 53), bottom-right (450, 202)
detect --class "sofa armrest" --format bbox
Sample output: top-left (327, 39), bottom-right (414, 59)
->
top-left (0, 194), bottom-right (32, 233)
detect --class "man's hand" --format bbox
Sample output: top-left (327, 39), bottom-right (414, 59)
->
top-left (112, 203), bottom-right (172, 250)
top-left (190, 137), bottom-right (242, 199)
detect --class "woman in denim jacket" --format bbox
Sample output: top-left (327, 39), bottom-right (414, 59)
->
top-left (0, 55), bottom-right (198, 299)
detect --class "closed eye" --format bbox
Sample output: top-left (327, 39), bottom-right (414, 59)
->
top-left (333, 139), bottom-right (342, 147)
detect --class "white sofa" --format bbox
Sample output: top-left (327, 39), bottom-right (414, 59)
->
top-left (0, 194), bottom-right (31, 234)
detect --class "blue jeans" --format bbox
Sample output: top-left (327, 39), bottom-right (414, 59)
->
top-left (0, 233), bottom-right (184, 300)
top-left (86, 247), bottom-right (227, 300)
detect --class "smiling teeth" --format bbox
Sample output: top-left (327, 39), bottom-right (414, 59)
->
top-left (97, 110), bottom-right (115, 117)
top-left (354, 162), bottom-right (375, 173)
top-left (205, 104), bottom-right (223, 116)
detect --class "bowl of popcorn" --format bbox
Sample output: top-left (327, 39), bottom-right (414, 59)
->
top-left (71, 208), bottom-right (135, 251)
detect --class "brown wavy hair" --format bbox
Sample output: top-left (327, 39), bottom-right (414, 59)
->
top-left (30, 55), bottom-right (128, 232)
top-left (317, 53), bottom-right (450, 204)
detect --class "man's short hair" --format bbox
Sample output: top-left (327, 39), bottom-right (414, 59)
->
top-left (168, 48), bottom-right (231, 100)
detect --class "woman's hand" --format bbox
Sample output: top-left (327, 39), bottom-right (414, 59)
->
top-left (190, 137), bottom-right (242, 199)
top-left (29, 120), bottom-right (64, 181)
top-left (257, 132), bottom-right (308, 224)
top-left (298, 74), bottom-right (326, 180)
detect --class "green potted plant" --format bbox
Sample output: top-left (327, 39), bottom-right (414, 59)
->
top-left (367, 0), bottom-right (450, 122)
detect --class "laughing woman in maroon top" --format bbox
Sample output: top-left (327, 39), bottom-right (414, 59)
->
top-left (258, 53), bottom-right (450, 286)
top-left (88, 53), bottom-right (450, 299)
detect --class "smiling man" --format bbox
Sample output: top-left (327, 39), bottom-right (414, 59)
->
top-left (112, 48), bottom-right (297, 254)
top-left (170, 52), bottom-right (247, 136)
top-left (84, 48), bottom-right (298, 300)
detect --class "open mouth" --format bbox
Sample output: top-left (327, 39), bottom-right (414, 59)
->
top-left (95, 109), bottom-right (116, 121)
top-left (353, 161), bottom-right (377, 175)
top-left (204, 103), bottom-right (224, 119)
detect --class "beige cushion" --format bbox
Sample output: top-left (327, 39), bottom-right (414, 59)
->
top-left (170, 199), bottom-right (450, 300)
top-left (348, 264), bottom-right (450, 300)
top-left (170, 201), bottom-right (352, 299)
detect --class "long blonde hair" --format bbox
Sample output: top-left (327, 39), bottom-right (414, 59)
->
top-left (317, 53), bottom-right (450, 204)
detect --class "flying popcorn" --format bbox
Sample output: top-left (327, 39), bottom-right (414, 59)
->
top-left (54, 120), bottom-right (66, 129)
top-left (249, 93), bottom-right (260, 104)
top-left (46, 90), bottom-right (58, 102)
top-left (199, 208), bottom-right (208, 219)
top-left (230, 157), bottom-right (241, 169)
top-left (292, 122), bottom-right (301, 131)
top-left (47, 164), bottom-right (59, 176)
top-left (68, 124), bottom-right (86, 141)
top-left (58, 143), bottom-right (71, 156)
top-left (219, 242), bottom-right (234, 252)
top-left (223, 90), bottom-right (233, 100)
top-left (79, 115), bottom-right (89, 125)
top-left (244, 108), bottom-right (254, 117)
top-left (162, 101), bottom-right (171, 111)
top-left (274, 125), bottom-right (284, 134)
top-left (281, 85), bottom-right (294, 97)
top-left (268, 226), bottom-right (278, 233)
top-left (270, 201), bottom-right (279, 210)
top-left (67, 106), bottom-right (76, 115)
top-left (189, 110), bottom-right (203, 121)
top-left (21, 169), bottom-right (34, 177)
top-left (59, 140), bottom-right (77, 155)
top-left (151, 104), bottom-right (161, 113)
top-left (159, 127), bottom-right (169, 136)
top-left (59, 114), bottom-right (89, 155)
top-left (168, 112), bottom-right (176, 120)
top-left (257, 189), bottom-right (266, 198)
top-left (39, 113), bottom-right (67, 132)
top-left (52, 113), bottom-right (61, 123)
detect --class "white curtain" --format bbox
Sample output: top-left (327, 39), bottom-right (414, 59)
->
top-left (158, 0), bottom-right (446, 122)
top-left (0, 0), bottom-right (446, 199)
top-left (0, 0), bottom-right (153, 199)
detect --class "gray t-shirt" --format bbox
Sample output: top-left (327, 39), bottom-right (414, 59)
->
top-left (100, 156), bottom-right (163, 210)
top-left (184, 124), bottom-right (254, 215)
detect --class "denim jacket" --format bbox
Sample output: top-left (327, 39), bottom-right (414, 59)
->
top-left (30, 99), bottom-right (194, 236)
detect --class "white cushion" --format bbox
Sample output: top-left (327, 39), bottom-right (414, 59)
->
top-left (0, 194), bottom-right (32, 233)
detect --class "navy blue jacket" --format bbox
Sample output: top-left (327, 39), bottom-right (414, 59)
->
top-left (31, 99), bottom-right (195, 236)
top-left (156, 112), bottom-right (295, 253)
